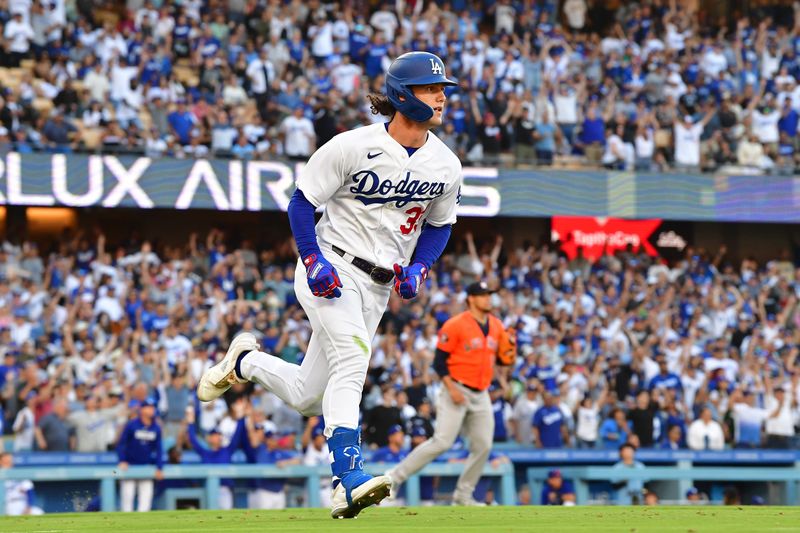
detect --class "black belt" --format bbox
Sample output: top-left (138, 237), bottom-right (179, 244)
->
top-left (453, 379), bottom-right (482, 393)
top-left (331, 245), bottom-right (395, 285)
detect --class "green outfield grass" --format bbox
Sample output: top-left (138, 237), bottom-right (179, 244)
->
top-left (2, 506), bottom-right (799, 533)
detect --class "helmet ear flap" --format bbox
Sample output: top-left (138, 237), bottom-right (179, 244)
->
top-left (386, 75), bottom-right (434, 122)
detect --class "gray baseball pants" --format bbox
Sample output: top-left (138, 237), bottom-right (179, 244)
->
top-left (389, 381), bottom-right (494, 501)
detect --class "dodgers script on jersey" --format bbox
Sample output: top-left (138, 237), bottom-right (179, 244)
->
top-left (296, 122), bottom-right (462, 268)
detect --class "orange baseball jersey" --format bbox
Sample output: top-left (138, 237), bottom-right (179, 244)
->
top-left (436, 311), bottom-right (507, 391)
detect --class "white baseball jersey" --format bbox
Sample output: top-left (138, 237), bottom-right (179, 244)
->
top-left (4, 479), bottom-right (33, 515)
top-left (296, 122), bottom-right (462, 268)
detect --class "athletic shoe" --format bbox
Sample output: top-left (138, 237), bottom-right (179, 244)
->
top-left (452, 494), bottom-right (487, 507)
top-left (330, 475), bottom-right (392, 519)
top-left (197, 332), bottom-right (258, 402)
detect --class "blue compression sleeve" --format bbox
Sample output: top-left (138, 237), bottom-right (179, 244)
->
top-left (288, 188), bottom-right (322, 260)
top-left (411, 223), bottom-right (452, 270)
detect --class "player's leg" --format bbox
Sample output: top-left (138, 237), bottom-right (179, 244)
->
top-left (319, 486), bottom-right (332, 508)
top-left (248, 488), bottom-right (267, 509)
top-left (268, 490), bottom-right (287, 510)
top-left (452, 391), bottom-right (494, 505)
top-left (119, 479), bottom-right (136, 512)
top-left (387, 383), bottom-right (467, 487)
top-left (237, 330), bottom-right (327, 415)
top-left (305, 268), bottom-right (392, 517)
top-left (199, 261), bottom-right (329, 412)
top-left (218, 486), bottom-right (233, 510)
top-left (137, 479), bottom-right (154, 512)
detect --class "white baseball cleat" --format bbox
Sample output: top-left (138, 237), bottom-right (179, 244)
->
top-left (330, 475), bottom-right (392, 519)
top-left (197, 332), bottom-right (258, 402)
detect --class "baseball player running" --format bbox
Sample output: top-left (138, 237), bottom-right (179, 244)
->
top-left (197, 51), bottom-right (462, 518)
top-left (386, 281), bottom-right (516, 505)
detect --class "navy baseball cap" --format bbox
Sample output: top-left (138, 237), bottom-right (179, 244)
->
top-left (209, 428), bottom-right (222, 436)
top-left (466, 281), bottom-right (496, 296)
top-left (548, 469), bottom-right (562, 478)
top-left (312, 426), bottom-right (324, 438)
top-left (388, 424), bottom-right (404, 436)
top-left (142, 397), bottom-right (157, 407)
top-left (411, 426), bottom-right (427, 438)
top-left (686, 487), bottom-right (699, 497)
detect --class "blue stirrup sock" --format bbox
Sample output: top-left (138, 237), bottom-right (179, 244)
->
top-left (328, 427), bottom-right (372, 506)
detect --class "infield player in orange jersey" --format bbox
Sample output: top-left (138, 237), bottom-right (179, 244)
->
top-left (386, 281), bottom-right (516, 506)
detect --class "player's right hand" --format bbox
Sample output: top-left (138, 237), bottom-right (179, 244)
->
top-left (303, 254), bottom-right (343, 299)
top-left (448, 384), bottom-right (466, 405)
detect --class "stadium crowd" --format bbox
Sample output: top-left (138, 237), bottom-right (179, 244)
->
top-left (1, 1), bottom-right (800, 171)
top-left (0, 228), bottom-right (798, 460)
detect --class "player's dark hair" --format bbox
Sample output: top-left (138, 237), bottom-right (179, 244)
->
top-left (367, 93), bottom-right (396, 118)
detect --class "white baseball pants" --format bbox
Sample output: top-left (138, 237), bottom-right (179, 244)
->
top-left (247, 489), bottom-right (286, 509)
top-left (219, 486), bottom-right (233, 510)
top-left (120, 479), bottom-right (154, 512)
top-left (239, 253), bottom-right (390, 436)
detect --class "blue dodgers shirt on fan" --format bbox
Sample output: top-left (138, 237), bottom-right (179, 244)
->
top-left (117, 418), bottom-right (164, 468)
top-left (295, 121), bottom-right (462, 269)
top-left (533, 405), bottom-right (565, 448)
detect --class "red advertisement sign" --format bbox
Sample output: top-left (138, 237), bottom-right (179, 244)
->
top-left (551, 216), bottom-right (662, 261)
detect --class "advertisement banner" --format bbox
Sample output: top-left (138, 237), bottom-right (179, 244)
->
top-left (552, 216), bottom-right (662, 261)
top-left (0, 152), bottom-right (798, 223)
top-left (552, 216), bottom-right (696, 261)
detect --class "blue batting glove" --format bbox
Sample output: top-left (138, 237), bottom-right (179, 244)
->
top-left (303, 254), bottom-right (342, 299)
top-left (392, 262), bottom-right (428, 300)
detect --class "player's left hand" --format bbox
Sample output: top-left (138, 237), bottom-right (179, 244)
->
top-left (393, 262), bottom-right (427, 299)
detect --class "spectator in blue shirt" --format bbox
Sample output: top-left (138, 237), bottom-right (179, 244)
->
top-left (532, 391), bottom-right (569, 448)
top-left (599, 408), bottom-right (631, 449)
top-left (186, 409), bottom-right (247, 510)
top-left (372, 424), bottom-right (409, 506)
top-left (364, 33), bottom-right (389, 78)
top-left (116, 398), bottom-right (163, 513)
top-left (648, 358), bottom-right (682, 397)
top-left (167, 100), bottom-right (195, 146)
top-left (528, 354), bottom-right (558, 392)
top-left (243, 426), bottom-right (300, 509)
top-left (349, 24), bottom-right (370, 63)
top-left (579, 100), bottom-right (611, 165)
top-left (540, 469), bottom-right (576, 505)
top-left (372, 425), bottom-right (408, 464)
top-left (490, 382), bottom-right (509, 442)
top-left (408, 426), bottom-right (436, 505)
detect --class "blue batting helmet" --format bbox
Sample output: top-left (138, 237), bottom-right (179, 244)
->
top-left (385, 52), bottom-right (457, 122)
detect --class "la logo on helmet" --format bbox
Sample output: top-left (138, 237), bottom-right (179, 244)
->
top-left (429, 58), bottom-right (443, 75)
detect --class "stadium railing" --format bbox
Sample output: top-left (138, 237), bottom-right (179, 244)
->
top-left (0, 461), bottom-right (516, 515)
top-left (5, 449), bottom-right (800, 512)
top-left (526, 464), bottom-right (800, 505)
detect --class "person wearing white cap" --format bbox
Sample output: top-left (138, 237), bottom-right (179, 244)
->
top-left (673, 110), bottom-right (714, 169)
